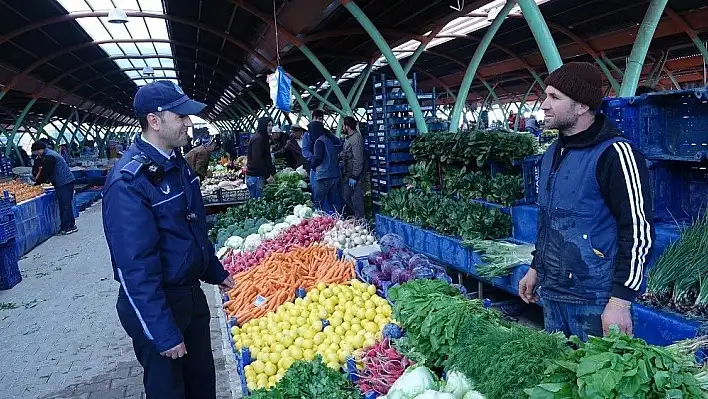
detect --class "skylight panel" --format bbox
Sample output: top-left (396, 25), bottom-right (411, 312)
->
top-left (55, 0), bottom-right (180, 88)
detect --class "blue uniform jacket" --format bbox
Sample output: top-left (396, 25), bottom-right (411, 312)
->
top-left (102, 137), bottom-right (228, 352)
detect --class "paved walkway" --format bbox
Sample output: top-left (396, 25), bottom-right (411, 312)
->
top-left (0, 202), bottom-right (240, 399)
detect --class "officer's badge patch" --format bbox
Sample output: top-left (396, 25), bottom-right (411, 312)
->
top-left (159, 180), bottom-right (171, 195)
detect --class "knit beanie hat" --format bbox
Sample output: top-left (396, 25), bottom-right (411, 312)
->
top-left (544, 62), bottom-right (604, 110)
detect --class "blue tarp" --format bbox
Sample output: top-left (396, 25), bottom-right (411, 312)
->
top-left (13, 192), bottom-right (61, 257)
top-left (375, 213), bottom-right (704, 346)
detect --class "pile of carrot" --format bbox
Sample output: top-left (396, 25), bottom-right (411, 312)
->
top-left (223, 244), bottom-right (355, 325)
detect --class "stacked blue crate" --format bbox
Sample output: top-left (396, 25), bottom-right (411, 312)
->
top-left (0, 195), bottom-right (20, 290)
top-left (367, 74), bottom-right (436, 206)
top-left (238, 133), bottom-right (251, 156)
top-left (0, 155), bottom-right (13, 178)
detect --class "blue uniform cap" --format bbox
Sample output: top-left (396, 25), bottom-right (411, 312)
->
top-left (133, 80), bottom-right (207, 117)
top-left (199, 135), bottom-right (215, 146)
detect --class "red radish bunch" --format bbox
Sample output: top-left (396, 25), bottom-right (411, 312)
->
top-left (221, 215), bottom-right (336, 275)
top-left (355, 338), bottom-right (413, 395)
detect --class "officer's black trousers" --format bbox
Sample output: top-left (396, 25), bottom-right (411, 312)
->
top-left (117, 285), bottom-right (216, 399)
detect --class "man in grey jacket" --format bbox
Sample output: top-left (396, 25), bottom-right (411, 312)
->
top-left (339, 116), bottom-right (366, 219)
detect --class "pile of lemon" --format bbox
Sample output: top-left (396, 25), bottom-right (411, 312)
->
top-left (231, 280), bottom-right (393, 391)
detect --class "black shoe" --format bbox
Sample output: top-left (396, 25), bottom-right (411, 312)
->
top-left (61, 227), bottom-right (78, 235)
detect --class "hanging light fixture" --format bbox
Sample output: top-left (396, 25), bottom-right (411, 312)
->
top-left (107, 8), bottom-right (129, 24)
top-left (142, 66), bottom-right (155, 77)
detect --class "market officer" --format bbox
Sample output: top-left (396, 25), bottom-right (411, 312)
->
top-left (102, 80), bottom-right (235, 399)
top-left (184, 135), bottom-right (217, 180)
top-left (518, 62), bottom-right (654, 341)
top-left (31, 141), bottom-right (77, 235)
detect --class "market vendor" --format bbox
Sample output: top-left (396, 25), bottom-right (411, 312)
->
top-left (184, 135), bottom-right (217, 180)
top-left (274, 126), bottom-right (305, 169)
top-left (31, 141), bottom-right (77, 235)
top-left (102, 80), bottom-right (235, 399)
top-left (246, 117), bottom-right (276, 199)
top-left (518, 62), bottom-right (655, 341)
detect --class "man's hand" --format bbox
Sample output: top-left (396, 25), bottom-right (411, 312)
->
top-left (266, 176), bottom-right (275, 184)
top-left (348, 178), bottom-right (356, 188)
top-left (602, 297), bottom-right (633, 336)
top-left (219, 275), bottom-right (235, 290)
top-left (518, 268), bottom-right (539, 304)
top-left (160, 342), bottom-right (187, 359)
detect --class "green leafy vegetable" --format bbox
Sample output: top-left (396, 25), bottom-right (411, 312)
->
top-left (526, 326), bottom-right (707, 399)
top-left (248, 355), bottom-right (361, 399)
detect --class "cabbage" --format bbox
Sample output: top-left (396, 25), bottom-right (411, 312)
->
top-left (390, 268), bottom-right (405, 284)
top-left (442, 371), bottom-right (475, 399)
top-left (462, 391), bottom-right (485, 399)
top-left (393, 270), bottom-right (412, 284)
top-left (408, 254), bottom-right (430, 269)
top-left (380, 234), bottom-right (406, 253)
top-left (414, 391), bottom-right (455, 399)
top-left (382, 260), bottom-right (404, 279)
top-left (388, 366), bottom-right (438, 398)
top-left (284, 215), bottom-right (301, 225)
top-left (413, 265), bottom-right (436, 279)
top-left (436, 272), bottom-right (453, 284)
top-left (243, 234), bottom-right (262, 252)
top-left (361, 265), bottom-right (378, 282)
top-left (370, 270), bottom-right (386, 287)
top-left (367, 251), bottom-right (385, 266)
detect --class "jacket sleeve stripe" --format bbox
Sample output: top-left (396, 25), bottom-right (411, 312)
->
top-left (116, 268), bottom-right (154, 340)
top-left (620, 142), bottom-right (652, 290)
top-left (613, 142), bottom-right (652, 291)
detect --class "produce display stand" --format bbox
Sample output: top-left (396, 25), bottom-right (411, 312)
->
top-left (12, 191), bottom-right (61, 257)
top-left (375, 212), bottom-right (705, 347)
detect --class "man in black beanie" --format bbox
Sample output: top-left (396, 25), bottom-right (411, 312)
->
top-left (518, 62), bottom-right (654, 341)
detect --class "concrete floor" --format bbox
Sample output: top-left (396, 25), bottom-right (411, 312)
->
top-left (0, 202), bottom-right (240, 399)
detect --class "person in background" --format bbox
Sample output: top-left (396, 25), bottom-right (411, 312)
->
top-left (246, 117), bottom-right (276, 199)
top-left (339, 116), bottom-right (366, 219)
top-left (270, 126), bottom-right (288, 154)
top-left (184, 136), bottom-right (217, 180)
top-left (59, 144), bottom-right (71, 165)
top-left (274, 127), bottom-right (305, 169)
top-left (31, 141), bottom-right (77, 235)
top-left (102, 80), bottom-right (234, 399)
top-left (302, 109), bottom-right (327, 182)
top-left (517, 62), bottom-right (654, 341)
top-left (311, 123), bottom-right (342, 214)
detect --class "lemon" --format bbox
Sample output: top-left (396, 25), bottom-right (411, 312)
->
top-left (326, 362), bottom-right (340, 370)
top-left (341, 321), bottom-right (351, 331)
top-left (296, 316), bottom-right (307, 326)
top-left (294, 337), bottom-right (304, 348)
top-left (317, 343), bottom-right (329, 354)
top-left (334, 326), bottom-right (346, 336)
top-left (311, 320), bottom-right (323, 332)
top-left (257, 352), bottom-right (269, 363)
top-left (280, 320), bottom-right (291, 330)
top-left (250, 347), bottom-right (260, 359)
top-left (280, 335), bottom-right (294, 347)
top-left (322, 338), bottom-right (332, 347)
top-left (317, 282), bottom-right (327, 291)
top-left (351, 334), bottom-right (365, 348)
top-left (356, 308), bottom-right (367, 319)
top-left (269, 352), bottom-right (280, 364)
top-left (264, 362), bottom-right (277, 377)
top-left (365, 337), bottom-right (376, 348)
top-left (252, 360), bottom-right (265, 374)
top-left (235, 341), bottom-right (243, 350)
top-left (302, 339), bottom-right (313, 349)
top-left (364, 308), bottom-right (377, 321)
top-left (337, 349), bottom-right (348, 363)
top-left (367, 284), bottom-right (377, 295)
top-left (282, 356), bottom-right (295, 370)
top-left (313, 332), bottom-right (325, 345)
top-left (247, 381), bottom-right (257, 392)
top-left (340, 342), bottom-right (354, 353)
top-left (350, 317), bottom-right (361, 327)
top-left (322, 288), bottom-right (333, 298)
top-left (329, 317), bottom-right (343, 328)
top-left (329, 334), bottom-right (342, 344)
top-left (230, 326), bottom-right (240, 335)
top-left (297, 326), bottom-right (309, 337)
top-left (365, 300), bottom-right (376, 310)
top-left (290, 346), bottom-right (303, 360)
top-left (323, 325), bottom-right (334, 335)
top-left (364, 321), bottom-right (378, 333)
top-left (302, 349), bottom-right (314, 361)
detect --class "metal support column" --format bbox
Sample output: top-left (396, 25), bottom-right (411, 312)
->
top-left (298, 46), bottom-right (352, 114)
top-left (292, 89), bottom-right (312, 122)
top-left (514, 81), bottom-right (537, 131)
top-left (517, 0), bottom-right (563, 72)
top-left (601, 53), bottom-right (624, 77)
top-left (449, 0), bottom-right (517, 133)
top-left (341, 0), bottom-right (428, 133)
top-left (619, 0), bottom-right (669, 97)
top-left (290, 76), bottom-right (345, 114)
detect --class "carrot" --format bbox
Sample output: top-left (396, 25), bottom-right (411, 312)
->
top-left (222, 245), bottom-right (355, 326)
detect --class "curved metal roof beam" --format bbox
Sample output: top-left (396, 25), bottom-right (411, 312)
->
top-left (0, 12), bottom-right (277, 94)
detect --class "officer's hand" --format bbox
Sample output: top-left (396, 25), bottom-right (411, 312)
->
top-left (348, 178), bottom-right (356, 188)
top-left (266, 176), bottom-right (275, 184)
top-left (160, 342), bottom-right (187, 359)
top-left (518, 268), bottom-right (538, 304)
top-left (219, 275), bottom-right (235, 290)
top-left (602, 298), bottom-right (633, 337)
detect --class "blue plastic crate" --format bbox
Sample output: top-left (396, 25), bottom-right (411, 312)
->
top-left (521, 154), bottom-right (543, 204)
top-left (601, 89), bottom-right (708, 161)
top-left (649, 161), bottom-right (708, 221)
top-left (0, 238), bottom-right (21, 290)
top-left (372, 140), bottom-right (412, 151)
top-left (0, 216), bottom-right (16, 244)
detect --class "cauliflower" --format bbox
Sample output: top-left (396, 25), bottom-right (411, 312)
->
top-left (285, 215), bottom-right (301, 225)
top-left (243, 234), bottom-right (262, 252)
top-left (258, 223), bottom-right (274, 235)
top-left (294, 205), bottom-right (313, 219)
top-left (224, 236), bottom-right (244, 250)
top-left (216, 246), bottom-right (230, 259)
top-left (273, 223), bottom-right (290, 234)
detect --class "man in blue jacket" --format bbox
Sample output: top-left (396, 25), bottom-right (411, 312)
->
top-left (102, 80), bottom-right (234, 399)
top-left (518, 63), bottom-right (654, 341)
top-left (32, 141), bottom-right (77, 235)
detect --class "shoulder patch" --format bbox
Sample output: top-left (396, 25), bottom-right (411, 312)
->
top-left (120, 160), bottom-right (145, 181)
